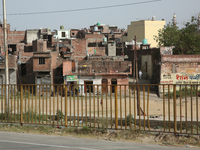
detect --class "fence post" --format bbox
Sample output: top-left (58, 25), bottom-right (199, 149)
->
top-left (173, 85), bottom-right (177, 134)
top-left (115, 85), bottom-right (118, 129)
top-left (20, 85), bottom-right (23, 126)
top-left (65, 85), bottom-right (67, 126)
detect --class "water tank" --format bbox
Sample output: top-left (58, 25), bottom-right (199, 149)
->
top-left (97, 22), bottom-right (100, 25)
top-left (94, 26), bottom-right (98, 31)
top-left (60, 25), bottom-right (64, 29)
top-left (142, 39), bottom-right (148, 44)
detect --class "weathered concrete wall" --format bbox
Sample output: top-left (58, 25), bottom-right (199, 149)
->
top-left (108, 43), bottom-right (116, 56)
top-left (25, 30), bottom-right (39, 44)
top-left (0, 69), bottom-right (16, 84)
top-left (141, 55), bottom-right (152, 79)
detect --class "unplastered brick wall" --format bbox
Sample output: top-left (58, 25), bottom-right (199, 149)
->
top-left (161, 55), bottom-right (200, 74)
top-left (102, 75), bottom-right (129, 95)
top-left (161, 55), bottom-right (200, 63)
top-left (51, 52), bottom-right (58, 70)
top-left (63, 61), bottom-right (72, 75)
top-left (32, 39), bottom-right (47, 52)
top-left (87, 47), bottom-right (105, 56)
top-left (17, 43), bottom-right (25, 52)
top-left (0, 24), bottom-right (25, 47)
top-left (20, 51), bottom-right (33, 63)
top-left (85, 34), bottom-right (104, 39)
top-left (90, 61), bottom-right (131, 73)
top-left (0, 55), bottom-right (17, 69)
top-left (33, 57), bottom-right (51, 71)
top-left (71, 39), bottom-right (87, 61)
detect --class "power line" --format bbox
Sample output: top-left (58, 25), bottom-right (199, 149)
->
top-left (2, 0), bottom-right (161, 16)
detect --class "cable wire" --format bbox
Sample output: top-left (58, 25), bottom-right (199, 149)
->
top-left (1, 0), bottom-right (161, 16)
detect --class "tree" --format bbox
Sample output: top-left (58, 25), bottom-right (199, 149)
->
top-left (154, 15), bottom-right (200, 54)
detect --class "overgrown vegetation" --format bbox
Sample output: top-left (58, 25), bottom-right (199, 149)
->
top-left (154, 14), bottom-right (200, 54)
top-left (0, 109), bottom-right (63, 123)
top-left (165, 86), bottom-right (200, 98)
top-left (126, 114), bottom-right (134, 125)
top-left (55, 109), bottom-right (64, 121)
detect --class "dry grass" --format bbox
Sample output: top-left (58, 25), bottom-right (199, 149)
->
top-left (0, 124), bottom-right (199, 148)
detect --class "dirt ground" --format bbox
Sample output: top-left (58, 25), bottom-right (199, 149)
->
top-left (2, 91), bottom-right (199, 120)
top-left (1, 85), bottom-right (200, 120)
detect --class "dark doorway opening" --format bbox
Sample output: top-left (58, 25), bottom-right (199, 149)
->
top-left (8, 44), bottom-right (17, 54)
top-left (111, 78), bottom-right (117, 93)
top-left (84, 81), bottom-right (93, 93)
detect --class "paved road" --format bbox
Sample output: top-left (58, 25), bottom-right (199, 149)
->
top-left (0, 132), bottom-right (198, 150)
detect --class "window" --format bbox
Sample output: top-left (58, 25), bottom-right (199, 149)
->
top-left (39, 58), bottom-right (45, 64)
top-left (62, 32), bottom-right (65, 37)
top-left (72, 32), bottom-right (75, 35)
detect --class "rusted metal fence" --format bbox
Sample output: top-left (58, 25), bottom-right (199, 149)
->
top-left (0, 84), bottom-right (199, 135)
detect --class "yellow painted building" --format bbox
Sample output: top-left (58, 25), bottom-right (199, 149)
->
top-left (125, 20), bottom-right (166, 47)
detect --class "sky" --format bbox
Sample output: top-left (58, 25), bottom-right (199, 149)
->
top-left (0, 0), bottom-right (199, 31)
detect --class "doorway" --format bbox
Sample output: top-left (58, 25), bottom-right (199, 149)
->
top-left (84, 81), bottom-right (93, 93)
top-left (111, 78), bottom-right (117, 93)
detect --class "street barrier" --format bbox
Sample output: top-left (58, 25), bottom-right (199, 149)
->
top-left (0, 84), bottom-right (199, 135)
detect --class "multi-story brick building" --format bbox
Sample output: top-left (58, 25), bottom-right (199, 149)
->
top-left (62, 24), bottom-right (132, 94)
top-left (0, 22), bottom-right (131, 93)
top-left (0, 23), bottom-right (25, 54)
top-left (63, 56), bottom-right (132, 94)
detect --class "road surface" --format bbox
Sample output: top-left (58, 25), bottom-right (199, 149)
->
top-left (0, 131), bottom-right (198, 150)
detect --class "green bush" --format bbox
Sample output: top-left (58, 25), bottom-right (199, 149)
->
top-left (79, 126), bottom-right (91, 134)
top-left (56, 109), bottom-right (64, 121)
top-left (126, 114), bottom-right (134, 125)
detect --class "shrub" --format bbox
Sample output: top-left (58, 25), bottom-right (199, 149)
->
top-left (56, 109), bottom-right (64, 121)
top-left (126, 114), bottom-right (134, 125)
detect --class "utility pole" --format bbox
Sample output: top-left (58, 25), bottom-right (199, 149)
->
top-left (135, 36), bottom-right (138, 84)
top-left (134, 36), bottom-right (139, 115)
top-left (133, 43), bottom-right (135, 84)
top-left (2, 0), bottom-right (9, 106)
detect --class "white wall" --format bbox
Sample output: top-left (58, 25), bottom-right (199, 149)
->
top-left (79, 75), bottom-right (102, 95)
top-left (26, 30), bottom-right (39, 44)
top-left (53, 29), bottom-right (71, 39)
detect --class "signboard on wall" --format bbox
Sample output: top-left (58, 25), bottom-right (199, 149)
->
top-left (65, 75), bottom-right (78, 81)
top-left (159, 73), bottom-right (200, 96)
top-left (161, 73), bottom-right (200, 84)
